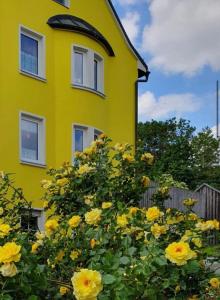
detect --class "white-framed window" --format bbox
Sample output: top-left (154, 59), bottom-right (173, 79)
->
top-left (53, 0), bottom-right (70, 7)
top-left (72, 46), bottom-right (104, 94)
top-left (20, 112), bottom-right (45, 165)
top-left (19, 26), bottom-right (45, 78)
top-left (72, 125), bottom-right (103, 156)
top-left (21, 209), bottom-right (45, 232)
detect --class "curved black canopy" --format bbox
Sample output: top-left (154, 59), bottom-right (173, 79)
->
top-left (47, 14), bottom-right (115, 57)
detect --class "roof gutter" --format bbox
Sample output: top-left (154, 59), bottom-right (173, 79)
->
top-left (135, 72), bottom-right (150, 150)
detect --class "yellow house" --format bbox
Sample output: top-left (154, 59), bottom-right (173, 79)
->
top-left (0, 0), bottom-right (149, 228)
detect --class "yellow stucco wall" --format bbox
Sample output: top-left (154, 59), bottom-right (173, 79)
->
top-left (0, 0), bottom-right (140, 206)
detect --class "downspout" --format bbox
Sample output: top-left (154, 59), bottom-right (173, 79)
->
top-left (135, 72), bottom-right (150, 150)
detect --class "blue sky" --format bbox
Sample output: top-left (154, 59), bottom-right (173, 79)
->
top-left (112, 0), bottom-right (220, 135)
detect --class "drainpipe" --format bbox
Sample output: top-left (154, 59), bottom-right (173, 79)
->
top-left (135, 72), bottom-right (150, 150)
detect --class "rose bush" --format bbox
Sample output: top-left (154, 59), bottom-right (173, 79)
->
top-left (0, 135), bottom-right (219, 299)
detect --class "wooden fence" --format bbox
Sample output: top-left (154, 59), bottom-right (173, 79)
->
top-left (141, 183), bottom-right (220, 220)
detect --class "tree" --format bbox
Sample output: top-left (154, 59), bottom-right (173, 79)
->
top-left (137, 118), bottom-right (220, 189)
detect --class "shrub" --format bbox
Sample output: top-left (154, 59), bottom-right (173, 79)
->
top-left (0, 136), bottom-right (219, 299)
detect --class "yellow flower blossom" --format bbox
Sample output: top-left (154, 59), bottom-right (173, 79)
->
top-left (45, 219), bottom-right (59, 233)
top-left (196, 220), bottom-right (219, 231)
top-left (77, 164), bottom-right (95, 176)
top-left (71, 269), bottom-right (103, 300)
top-left (0, 242), bottom-right (21, 263)
top-left (84, 195), bottom-right (95, 206)
top-left (122, 153), bottom-right (134, 163)
top-left (128, 207), bottom-right (139, 216)
top-left (90, 239), bottom-right (97, 249)
top-left (183, 198), bottom-right (198, 207)
top-left (146, 207), bottom-right (163, 222)
top-left (192, 238), bottom-right (202, 248)
top-left (151, 223), bottom-right (168, 238)
top-left (209, 277), bottom-right (220, 289)
top-left (56, 250), bottom-right (65, 262)
top-left (70, 249), bottom-right (81, 261)
top-left (165, 241), bottom-right (197, 266)
top-left (56, 178), bottom-right (69, 187)
top-left (141, 153), bottom-right (154, 165)
top-left (35, 231), bottom-right (45, 240)
top-left (188, 213), bottom-right (198, 221)
top-left (85, 209), bottom-right (102, 225)
top-left (117, 214), bottom-right (128, 227)
top-left (0, 263), bottom-right (17, 277)
top-left (101, 202), bottom-right (112, 209)
top-left (60, 286), bottom-right (69, 296)
top-left (68, 216), bottom-right (81, 228)
top-left (141, 176), bottom-right (150, 187)
top-left (0, 224), bottom-right (11, 238)
top-left (31, 242), bottom-right (41, 254)
top-left (188, 295), bottom-right (199, 300)
top-left (41, 179), bottom-right (53, 189)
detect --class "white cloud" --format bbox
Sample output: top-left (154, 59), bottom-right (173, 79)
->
top-left (121, 11), bottom-right (140, 43)
top-left (211, 124), bottom-right (220, 138)
top-left (142, 0), bottom-right (220, 76)
top-left (138, 91), bottom-right (201, 120)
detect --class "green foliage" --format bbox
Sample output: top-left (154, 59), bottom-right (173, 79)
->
top-left (137, 118), bottom-right (220, 189)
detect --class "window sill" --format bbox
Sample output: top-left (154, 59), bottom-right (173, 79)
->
top-left (72, 84), bottom-right (106, 99)
top-left (20, 70), bottom-right (47, 83)
top-left (20, 160), bottom-right (47, 168)
top-left (52, 0), bottom-right (70, 8)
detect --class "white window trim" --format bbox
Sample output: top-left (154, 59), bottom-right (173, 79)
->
top-left (72, 44), bottom-right (104, 95)
top-left (72, 123), bottom-right (103, 161)
top-left (52, 0), bottom-right (70, 8)
top-left (19, 111), bottom-right (46, 166)
top-left (19, 25), bottom-right (46, 80)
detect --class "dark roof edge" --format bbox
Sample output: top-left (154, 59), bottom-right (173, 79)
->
top-left (107, 0), bottom-right (150, 79)
top-left (47, 15), bottom-right (115, 57)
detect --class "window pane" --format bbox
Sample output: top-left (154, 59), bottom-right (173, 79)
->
top-left (21, 34), bottom-right (38, 74)
top-left (21, 119), bottom-right (38, 161)
top-left (94, 59), bottom-right (98, 90)
top-left (74, 52), bottom-right (83, 85)
top-left (75, 129), bottom-right (83, 152)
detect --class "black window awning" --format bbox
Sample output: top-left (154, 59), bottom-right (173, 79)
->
top-left (47, 14), bottom-right (115, 57)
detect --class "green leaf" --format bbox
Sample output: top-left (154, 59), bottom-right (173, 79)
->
top-left (128, 247), bottom-right (136, 256)
top-left (120, 256), bottom-right (130, 265)
top-left (103, 274), bottom-right (116, 285)
top-left (28, 296), bottom-right (38, 300)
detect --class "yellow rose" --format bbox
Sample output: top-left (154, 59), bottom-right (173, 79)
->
top-left (68, 216), bottom-right (81, 228)
top-left (0, 242), bottom-right (21, 263)
top-left (77, 164), bottom-right (95, 176)
top-left (70, 249), bottom-right (81, 261)
top-left (117, 214), bottom-right (128, 227)
top-left (151, 223), bottom-right (168, 238)
top-left (209, 277), bottom-right (220, 289)
top-left (56, 250), bottom-right (65, 262)
top-left (0, 263), bottom-right (17, 277)
top-left (101, 202), bottom-right (112, 209)
top-left (122, 153), bottom-right (134, 163)
top-left (188, 213), bottom-right (198, 221)
top-left (165, 241), bottom-right (197, 266)
top-left (146, 207), bottom-right (163, 222)
top-left (85, 209), bottom-right (102, 225)
top-left (45, 219), bottom-right (59, 233)
top-left (35, 231), bottom-right (45, 240)
top-left (128, 207), bottom-right (139, 216)
top-left (0, 224), bottom-right (11, 238)
top-left (141, 176), bottom-right (150, 187)
top-left (31, 242), bottom-right (40, 254)
top-left (71, 269), bottom-right (103, 300)
top-left (90, 239), bottom-right (96, 249)
top-left (56, 178), bottom-right (69, 187)
top-left (84, 195), bottom-right (95, 206)
top-left (41, 179), bottom-right (52, 189)
top-left (183, 198), bottom-right (198, 207)
top-left (60, 286), bottom-right (69, 296)
top-left (141, 153), bottom-right (154, 165)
